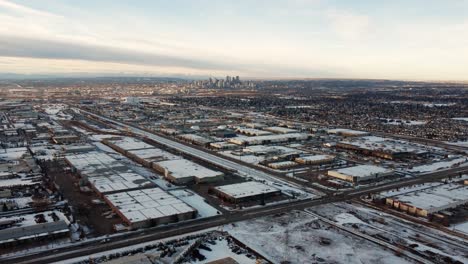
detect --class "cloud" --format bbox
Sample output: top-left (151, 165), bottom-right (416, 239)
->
top-left (0, 35), bottom-right (238, 72)
top-left (0, 0), bottom-right (62, 18)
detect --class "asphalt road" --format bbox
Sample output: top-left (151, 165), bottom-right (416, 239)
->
top-left (4, 108), bottom-right (466, 264)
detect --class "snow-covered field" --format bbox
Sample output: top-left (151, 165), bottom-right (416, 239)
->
top-left (310, 203), bottom-right (468, 264)
top-left (224, 210), bottom-right (415, 264)
top-left (189, 236), bottom-right (256, 264)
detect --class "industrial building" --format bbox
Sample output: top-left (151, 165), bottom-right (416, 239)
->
top-left (385, 183), bottom-right (468, 218)
top-left (127, 148), bottom-right (179, 167)
top-left (295, 154), bottom-right (335, 165)
top-left (103, 137), bottom-right (154, 155)
top-left (327, 165), bottom-right (393, 184)
top-left (267, 161), bottom-right (297, 169)
top-left (264, 126), bottom-right (298, 134)
top-left (153, 158), bottom-right (224, 184)
top-left (104, 188), bottom-right (197, 229)
top-left (0, 210), bottom-right (70, 247)
top-left (212, 181), bottom-right (281, 204)
top-left (235, 128), bottom-right (272, 136)
top-left (65, 152), bottom-right (154, 195)
top-left (336, 136), bottom-right (429, 160)
top-left (228, 133), bottom-right (309, 146)
top-left (177, 134), bottom-right (213, 146)
top-left (327, 128), bottom-right (370, 137)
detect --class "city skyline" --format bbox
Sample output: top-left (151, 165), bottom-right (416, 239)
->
top-left (1, 0), bottom-right (468, 81)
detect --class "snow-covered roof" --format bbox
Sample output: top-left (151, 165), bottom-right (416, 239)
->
top-left (65, 152), bottom-right (153, 193)
top-left (215, 182), bottom-right (280, 199)
top-left (331, 165), bottom-right (392, 178)
top-left (389, 184), bottom-right (468, 213)
top-left (229, 133), bottom-right (309, 145)
top-left (155, 159), bottom-right (223, 180)
top-left (105, 188), bottom-right (196, 224)
top-left (264, 126), bottom-right (298, 134)
top-left (295, 154), bottom-right (335, 162)
top-left (106, 137), bottom-right (155, 151)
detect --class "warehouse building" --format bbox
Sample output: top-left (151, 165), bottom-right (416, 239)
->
top-left (295, 154), bottom-right (335, 165)
top-left (228, 133), bottom-right (309, 146)
top-left (65, 152), bottom-right (154, 195)
top-left (104, 188), bottom-right (197, 229)
top-left (212, 182), bottom-right (281, 204)
top-left (336, 136), bottom-right (429, 160)
top-left (267, 161), bottom-right (298, 169)
top-left (0, 210), bottom-right (70, 247)
top-left (103, 137), bottom-right (154, 155)
top-left (235, 128), bottom-right (272, 136)
top-left (327, 165), bottom-right (393, 184)
top-left (327, 128), bottom-right (370, 137)
top-left (385, 184), bottom-right (468, 218)
top-left (127, 148), bottom-right (179, 168)
top-left (153, 159), bottom-right (224, 184)
top-left (264, 126), bottom-right (298, 134)
top-left (177, 134), bottom-right (213, 146)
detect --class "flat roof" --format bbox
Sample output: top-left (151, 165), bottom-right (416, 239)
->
top-left (107, 137), bottom-right (155, 151)
top-left (327, 128), bottom-right (369, 135)
top-left (105, 188), bottom-right (196, 223)
top-left (0, 210), bottom-right (69, 243)
top-left (65, 152), bottom-right (153, 193)
top-left (155, 159), bottom-right (223, 179)
top-left (264, 126), bottom-right (298, 134)
top-left (330, 165), bottom-right (392, 178)
top-left (128, 148), bottom-right (180, 161)
top-left (389, 184), bottom-right (468, 212)
top-left (339, 136), bottom-right (430, 154)
top-left (215, 182), bottom-right (280, 199)
top-left (235, 128), bottom-right (272, 136)
top-left (229, 133), bottom-right (308, 145)
top-left (296, 154), bottom-right (335, 162)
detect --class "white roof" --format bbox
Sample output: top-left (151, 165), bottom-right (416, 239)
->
top-left (327, 128), bottom-right (369, 135)
top-left (229, 133), bottom-right (308, 145)
top-left (236, 128), bottom-right (272, 136)
top-left (296, 154), bottom-right (335, 162)
top-left (215, 181), bottom-right (280, 199)
top-left (128, 148), bottom-right (180, 161)
top-left (389, 184), bottom-right (468, 213)
top-left (331, 165), bottom-right (392, 178)
top-left (155, 159), bottom-right (223, 180)
top-left (105, 188), bottom-right (196, 223)
top-left (65, 152), bottom-right (152, 193)
top-left (107, 137), bottom-right (155, 151)
top-left (339, 136), bottom-right (429, 154)
top-left (264, 126), bottom-right (298, 134)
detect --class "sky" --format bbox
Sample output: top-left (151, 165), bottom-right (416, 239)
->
top-left (0, 0), bottom-right (467, 80)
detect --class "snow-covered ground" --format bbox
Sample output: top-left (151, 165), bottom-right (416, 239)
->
top-left (310, 203), bottom-right (468, 263)
top-left (189, 236), bottom-right (256, 264)
top-left (223, 210), bottom-right (415, 264)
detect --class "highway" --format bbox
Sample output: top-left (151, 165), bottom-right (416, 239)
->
top-left (77, 108), bottom-right (303, 188)
top-left (5, 162), bottom-right (468, 264)
top-left (4, 108), bottom-right (465, 264)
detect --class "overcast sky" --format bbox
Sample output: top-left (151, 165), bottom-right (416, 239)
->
top-left (0, 0), bottom-right (467, 80)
